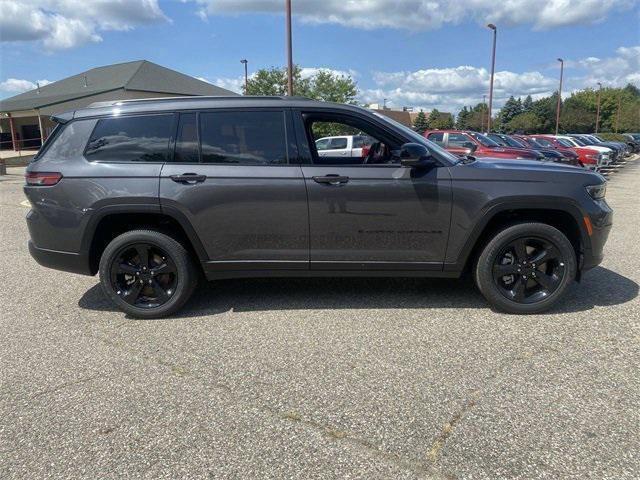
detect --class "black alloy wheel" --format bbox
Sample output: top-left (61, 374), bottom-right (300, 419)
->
top-left (110, 243), bottom-right (178, 309)
top-left (492, 236), bottom-right (566, 304)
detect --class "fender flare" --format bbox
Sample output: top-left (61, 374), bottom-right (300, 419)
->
top-left (445, 196), bottom-right (589, 272)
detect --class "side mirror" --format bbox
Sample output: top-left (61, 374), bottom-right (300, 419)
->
top-left (398, 143), bottom-right (434, 167)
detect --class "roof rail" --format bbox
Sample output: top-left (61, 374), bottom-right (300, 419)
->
top-left (87, 95), bottom-right (312, 108)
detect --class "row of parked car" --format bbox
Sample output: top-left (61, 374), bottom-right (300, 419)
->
top-left (422, 130), bottom-right (639, 171)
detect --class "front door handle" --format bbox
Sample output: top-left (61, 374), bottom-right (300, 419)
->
top-left (170, 173), bottom-right (207, 184)
top-left (312, 174), bottom-right (349, 185)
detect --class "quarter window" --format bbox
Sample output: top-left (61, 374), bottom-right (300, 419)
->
top-left (85, 115), bottom-right (173, 162)
top-left (200, 111), bottom-right (287, 165)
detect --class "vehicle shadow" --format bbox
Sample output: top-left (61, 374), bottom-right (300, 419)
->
top-left (78, 266), bottom-right (637, 319)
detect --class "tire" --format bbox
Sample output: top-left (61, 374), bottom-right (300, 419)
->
top-left (474, 222), bottom-right (577, 314)
top-left (99, 230), bottom-right (198, 318)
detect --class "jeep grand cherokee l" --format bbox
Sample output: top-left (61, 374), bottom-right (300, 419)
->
top-left (25, 97), bottom-right (612, 318)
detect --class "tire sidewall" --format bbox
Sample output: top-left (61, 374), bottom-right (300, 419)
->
top-left (475, 223), bottom-right (577, 314)
top-left (99, 230), bottom-right (196, 318)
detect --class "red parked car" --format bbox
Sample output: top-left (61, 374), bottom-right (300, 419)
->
top-left (529, 135), bottom-right (602, 170)
top-left (423, 130), bottom-right (542, 160)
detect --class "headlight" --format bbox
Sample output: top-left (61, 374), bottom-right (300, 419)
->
top-left (586, 184), bottom-right (606, 199)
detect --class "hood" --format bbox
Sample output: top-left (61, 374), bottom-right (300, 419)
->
top-left (584, 145), bottom-right (612, 153)
top-left (467, 157), bottom-right (588, 174)
top-left (485, 146), bottom-right (539, 158)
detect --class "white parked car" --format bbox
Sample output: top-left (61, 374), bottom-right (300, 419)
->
top-left (315, 135), bottom-right (374, 158)
top-left (555, 135), bottom-right (613, 166)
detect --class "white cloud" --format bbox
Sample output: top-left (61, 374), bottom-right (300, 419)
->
top-left (360, 66), bottom-right (558, 112)
top-left (0, 78), bottom-right (51, 93)
top-left (185, 0), bottom-right (637, 30)
top-left (570, 45), bottom-right (640, 87)
top-left (0, 0), bottom-right (168, 50)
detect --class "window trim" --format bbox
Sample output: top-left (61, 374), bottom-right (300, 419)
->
top-left (83, 112), bottom-right (177, 164)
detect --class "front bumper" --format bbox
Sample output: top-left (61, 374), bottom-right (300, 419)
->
top-left (581, 199), bottom-right (613, 271)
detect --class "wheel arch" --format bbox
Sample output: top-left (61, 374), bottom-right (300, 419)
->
top-left (83, 206), bottom-right (208, 275)
top-left (449, 201), bottom-right (588, 276)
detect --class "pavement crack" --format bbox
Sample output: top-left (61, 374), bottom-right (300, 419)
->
top-left (427, 394), bottom-right (479, 464)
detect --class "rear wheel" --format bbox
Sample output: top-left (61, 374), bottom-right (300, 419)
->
top-left (99, 230), bottom-right (197, 318)
top-left (475, 223), bottom-right (577, 314)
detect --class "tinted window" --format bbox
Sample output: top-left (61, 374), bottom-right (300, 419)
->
top-left (448, 133), bottom-right (471, 146)
top-left (329, 137), bottom-right (348, 149)
top-left (85, 115), bottom-right (173, 162)
top-left (173, 113), bottom-right (199, 163)
top-left (37, 120), bottom-right (96, 162)
top-left (428, 132), bottom-right (445, 145)
top-left (200, 111), bottom-right (287, 165)
top-left (533, 137), bottom-right (553, 147)
top-left (352, 135), bottom-right (373, 148)
top-left (486, 133), bottom-right (507, 146)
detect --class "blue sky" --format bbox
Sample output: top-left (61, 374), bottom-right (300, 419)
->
top-left (1, 0), bottom-right (639, 113)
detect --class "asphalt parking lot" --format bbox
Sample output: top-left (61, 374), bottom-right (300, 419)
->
top-left (1, 159), bottom-right (639, 479)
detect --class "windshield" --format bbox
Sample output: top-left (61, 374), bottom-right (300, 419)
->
top-left (486, 134), bottom-right (508, 146)
top-left (585, 135), bottom-right (602, 143)
top-left (503, 135), bottom-right (527, 148)
top-left (468, 132), bottom-right (501, 147)
top-left (559, 138), bottom-right (578, 147)
top-left (533, 137), bottom-right (553, 147)
top-left (370, 112), bottom-right (460, 164)
top-left (525, 137), bottom-right (543, 148)
top-left (572, 137), bottom-right (588, 146)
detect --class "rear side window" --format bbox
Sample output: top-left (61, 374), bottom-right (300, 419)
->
top-left (85, 114), bottom-right (174, 162)
top-left (200, 111), bottom-right (287, 165)
top-left (329, 137), bottom-right (348, 149)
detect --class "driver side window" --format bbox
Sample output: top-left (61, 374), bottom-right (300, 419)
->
top-left (305, 114), bottom-right (399, 166)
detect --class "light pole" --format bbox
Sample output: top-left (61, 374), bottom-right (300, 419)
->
top-left (555, 58), bottom-right (564, 135)
top-left (285, 0), bottom-right (293, 96)
top-left (486, 24), bottom-right (497, 133)
top-left (240, 59), bottom-right (248, 95)
top-left (595, 82), bottom-right (602, 133)
top-left (383, 98), bottom-right (388, 109)
top-left (615, 93), bottom-right (621, 133)
top-left (481, 94), bottom-right (486, 132)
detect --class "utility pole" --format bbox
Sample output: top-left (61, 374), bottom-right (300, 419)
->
top-left (285, 0), bottom-right (293, 96)
top-left (555, 58), bottom-right (564, 135)
top-left (615, 93), bottom-right (622, 133)
top-left (595, 82), bottom-right (602, 133)
top-left (486, 24), bottom-right (497, 133)
top-left (240, 59), bottom-right (248, 95)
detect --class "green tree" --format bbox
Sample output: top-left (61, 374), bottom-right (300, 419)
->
top-left (246, 65), bottom-right (357, 104)
top-left (522, 95), bottom-right (533, 113)
top-left (455, 107), bottom-right (470, 129)
top-left (413, 110), bottom-right (429, 132)
top-left (507, 112), bottom-right (543, 134)
top-left (426, 109), bottom-right (454, 129)
top-left (498, 96), bottom-right (523, 126)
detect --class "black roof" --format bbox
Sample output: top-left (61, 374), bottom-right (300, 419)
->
top-left (54, 96), bottom-right (369, 122)
top-left (0, 60), bottom-right (237, 113)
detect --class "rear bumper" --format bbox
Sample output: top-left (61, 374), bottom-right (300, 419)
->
top-left (28, 241), bottom-right (93, 276)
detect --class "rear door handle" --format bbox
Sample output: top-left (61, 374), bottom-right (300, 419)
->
top-left (312, 174), bottom-right (349, 185)
top-left (170, 173), bottom-right (207, 184)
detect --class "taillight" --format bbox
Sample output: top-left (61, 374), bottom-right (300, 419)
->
top-left (25, 172), bottom-right (63, 186)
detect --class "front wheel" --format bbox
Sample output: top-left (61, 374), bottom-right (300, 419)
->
top-left (99, 230), bottom-right (198, 318)
top-left (475, 223), bottom-right (577, 314)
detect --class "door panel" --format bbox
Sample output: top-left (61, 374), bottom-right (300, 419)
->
top-left (301, 165), bottom-right (452, 269)
top-left (160, 164), bottom-right (309, 268)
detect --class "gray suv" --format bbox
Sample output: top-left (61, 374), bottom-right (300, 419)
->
top-left (25, 96), bottom-right (612, 317)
